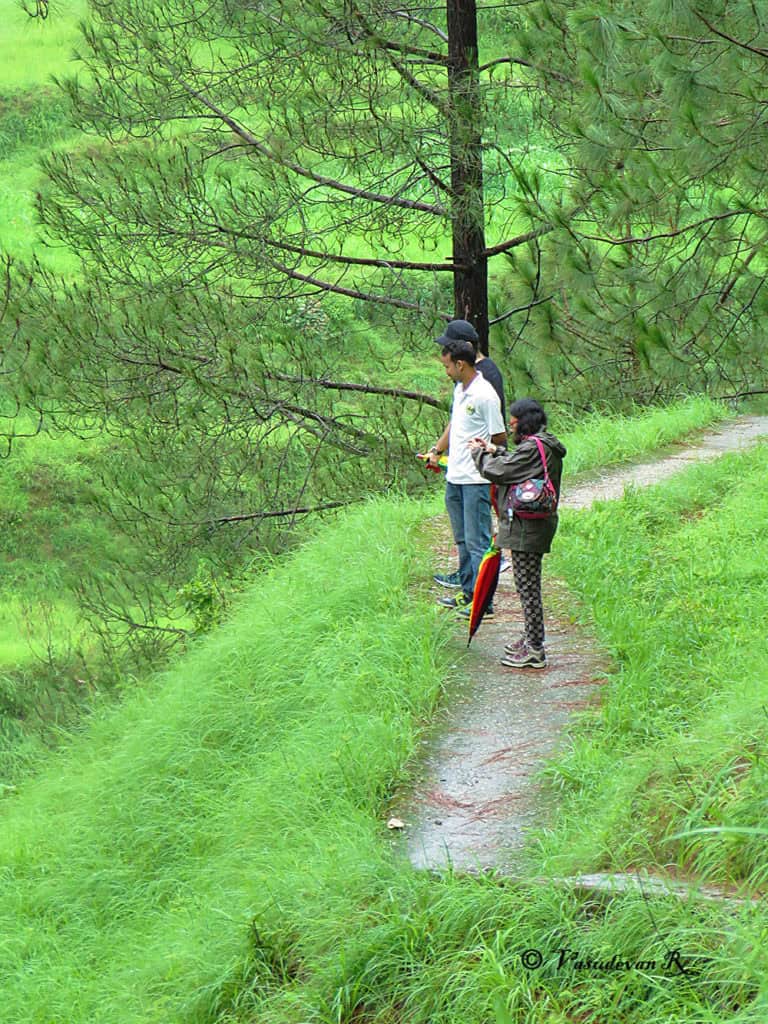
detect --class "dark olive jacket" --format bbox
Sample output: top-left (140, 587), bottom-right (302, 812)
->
top-left (471, 431), bottom-right (566, 553)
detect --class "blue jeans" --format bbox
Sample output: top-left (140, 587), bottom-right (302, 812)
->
top-left (444, 482), bottom-right (492, 599)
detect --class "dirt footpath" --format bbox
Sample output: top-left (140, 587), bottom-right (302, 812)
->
top-left (395, 415), bottom-right (768, 874)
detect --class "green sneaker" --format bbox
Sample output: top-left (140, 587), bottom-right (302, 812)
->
top-left (457, 604), bottom-right (494, 620)
top-left (437, 592), bottom-right (471, 609)
top-left (433, 570), bottom-right (462, 588)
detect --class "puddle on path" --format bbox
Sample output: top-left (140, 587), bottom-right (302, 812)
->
top-left (394, 416), bottom-right (768, 874)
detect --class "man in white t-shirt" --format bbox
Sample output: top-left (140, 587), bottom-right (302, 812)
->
top-left (426, 339), bottom-right (506, 614)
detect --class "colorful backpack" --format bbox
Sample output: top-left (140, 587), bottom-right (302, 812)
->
top-left (506, 435), bottom-right (558, 521)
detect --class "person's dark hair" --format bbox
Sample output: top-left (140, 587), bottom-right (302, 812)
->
top-left (509, 397), bottom-right (547, 442)
top-left (442, 340), bottom-right (476, 366)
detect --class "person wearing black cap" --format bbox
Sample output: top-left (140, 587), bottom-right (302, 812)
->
top-left (434, 319), bottom-right (506, 420)
top-left (426, 326), bottom-right (507, 617)
top-left (429, 320), bottom-right (508, 590)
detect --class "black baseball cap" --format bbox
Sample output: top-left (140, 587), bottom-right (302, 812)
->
top-left (434, 318), bottom-right (479, 347)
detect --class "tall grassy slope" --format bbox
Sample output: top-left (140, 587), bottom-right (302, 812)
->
top-left (4, 404), bottom-right (768, 1024)
top-left (0, 387), bottom-right (725, 787)
top-left (0, 0), bottom-right (86, 266)
top-left (0, 497), bottom-right (448, 1024)
top-left (0, 421), bottom-right (147, 782)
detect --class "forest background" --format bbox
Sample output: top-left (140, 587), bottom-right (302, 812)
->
top-left (2, 0), bottom-right (768, 773)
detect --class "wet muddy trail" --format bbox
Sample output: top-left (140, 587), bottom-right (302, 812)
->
top-left (394, 416), bottom-right (768, 879)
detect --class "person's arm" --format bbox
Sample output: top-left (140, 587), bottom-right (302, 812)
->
top-left (491, 430), bottom-right (507, 448)
top-left (427, 423), bottom-right (450, 467)
top-left (469, 439), bottom-right (543, 485)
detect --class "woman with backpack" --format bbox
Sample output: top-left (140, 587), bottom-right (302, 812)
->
top-left (468, 398), bottom-right (566, 669)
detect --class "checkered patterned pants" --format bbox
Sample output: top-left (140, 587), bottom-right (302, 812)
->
top-left (511, 551), bottom-right (545, 650)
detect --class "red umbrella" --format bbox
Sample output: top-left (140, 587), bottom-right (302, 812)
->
top-left (467, 537), bottom-right (501, 646)
top-left (490, 483), bottom-right (499, 516)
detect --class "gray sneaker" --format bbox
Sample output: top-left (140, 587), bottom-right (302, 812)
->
top-left (433, 570), bottom-right (462, 588)
top-left (438, 592), bottom-right (471, 610)
top-left (503, 636), bottom-right (527, 656)
top-left (500, 644), bottom-right (547, 669)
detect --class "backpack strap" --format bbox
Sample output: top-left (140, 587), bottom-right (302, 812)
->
top-left (525, 434), bottom-right (551, 485)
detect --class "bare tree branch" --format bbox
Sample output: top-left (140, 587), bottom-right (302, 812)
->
top-left (482, 224), bottom-right (552, 258)
top-left (267, 372), bottom-right (446, 408)
top-left (195, 501), bottom-right (352, 525)
top-left (692, 11), bottom-right (768, 59)
top-left (582, 208), bottom-right (765, 246)
top-left (384, 51), bottom-right (451, 117)
top-left (489, 293), bottom-right (553, 325)
top-left (391, 9), bottom-right (448, 43)
top-left (268, 255), bottom-right (449, 314)
top-left (347, 6), bottom-right (448, 64)
top-left (209, 222), bottom-right (466, 271)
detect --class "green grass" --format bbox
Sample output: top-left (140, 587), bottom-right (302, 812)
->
top-left (2, 487), bottom-right (767, 1024)
top-left (543, 441), bottom-right (768, 886)
top-left (0, 423), bottom-right (116, 604)
top-left (0, 150), bottom-right (49, 260)
top-left (0, 0), bottom-right (86, 92)
top-left (0, 422), bottom-right (134, 778)
top-left (0, 496), bottom-right (450, 1024)
top-left (557, 394), bottom-right (729, 476)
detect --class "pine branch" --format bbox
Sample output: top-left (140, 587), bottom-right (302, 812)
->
top-left (489, 293), bottom-right (553, 325)
top-left (478, 55), bottom-right (572, 84)
top-left (275, 399), bottom-right (371, 444)
top-left (195, 502), bottom-right (352, 525)
top-left (482, 225), bottom-right (552, 257)
top-left (267, 373), bottom-right (445, 409)
top-left (347, 6), bottom-right (448, 64)
top-left (582, 208), bottom-right (766, 246)
top-left (692, 12), bottom-right (768, 59)
top-left (209, 223), bottom-right (466, 271)
top-left (177, 80), bottom-right (445, 215)
top-left (414, 155), bottom-right (451, 194)
top-left (718, 388), bottom-right (768, 400)
top-left (385, 52), bottom-right (451, 117)
top-left (390, 10), bottom-right (448, 44)
top-left (267, 256), bottom-right (448, 314)
top-left (479, 55), bottom-right (534, 72)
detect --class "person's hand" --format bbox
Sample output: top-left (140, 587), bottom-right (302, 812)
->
top-left (426, 447), bottom-right (441, 467)
top-left (468, 437), bottom-right (493, 454)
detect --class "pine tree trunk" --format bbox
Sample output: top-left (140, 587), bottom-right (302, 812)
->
top-left (446, 0), bottom-right (488, 353)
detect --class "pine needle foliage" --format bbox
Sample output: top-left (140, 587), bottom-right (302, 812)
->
top-left (501, 0), bottom-right (768, 405)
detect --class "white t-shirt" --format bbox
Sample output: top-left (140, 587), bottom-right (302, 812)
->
top-left (446, 373), bottom-right (505, 484)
